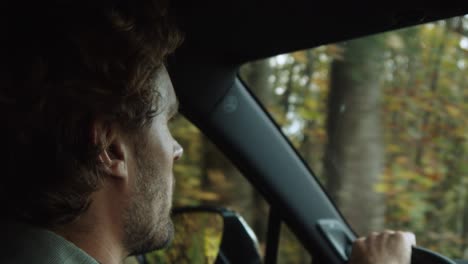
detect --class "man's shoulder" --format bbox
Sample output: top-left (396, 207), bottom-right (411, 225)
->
top-left (0, 221), bottom-right (99, 264)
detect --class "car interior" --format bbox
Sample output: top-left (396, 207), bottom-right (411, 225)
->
top-left (8, 1), bottom-right (468, 264)
top-left (156, 2), bottom-right (468, 264)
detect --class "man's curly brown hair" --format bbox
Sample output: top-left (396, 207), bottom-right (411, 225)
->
top-left (0, 0), bottom-right (183, 228)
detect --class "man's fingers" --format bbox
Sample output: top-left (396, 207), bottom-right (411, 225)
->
top-left (349, 230), bottom-right (416, 264)
top-left (355, 231), bottom-right (416, 248)
top-left (403, 232), bottom-right (416, 246)
top-left (391, 231), bottom-right (416, 248)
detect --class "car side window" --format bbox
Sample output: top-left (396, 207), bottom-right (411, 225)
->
top-left (169, 117), bottom-right (313, 262)
top-left (278, 224), bottom-right (313, 263)
top-left (169, 116), bottom-right (270, 257)
top-left (241, 15), bottom-right (468, 259)
top-left (170, 117), bottom-right (254, 209)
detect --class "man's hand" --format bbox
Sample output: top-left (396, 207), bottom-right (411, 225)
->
top-left (349, 230), bottom-right (416, 264)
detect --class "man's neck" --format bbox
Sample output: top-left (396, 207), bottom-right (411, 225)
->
top-left (52, 190), bottom-right (128, 264)
top-left (54, 224), bottom-right (124, 264)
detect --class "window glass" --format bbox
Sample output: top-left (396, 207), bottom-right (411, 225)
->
top-left (170, 117), bottom-right (309, 263)
top-left (278, 224), bottom-right (312, 263)
top-left (172, 116), bottom-right (270, 258)
top-left (240, 15), bottom-right (468, 259)
top-left (170, 117), bottom-right (269, 239)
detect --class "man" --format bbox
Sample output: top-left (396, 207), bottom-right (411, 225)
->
top-left (0, 1), bottom-right (413, 264)
top-left (1, 1), bottom-right (183, 263)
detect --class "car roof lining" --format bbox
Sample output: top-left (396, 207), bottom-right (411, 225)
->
top-left (172, 2), bottom-right (467, 64)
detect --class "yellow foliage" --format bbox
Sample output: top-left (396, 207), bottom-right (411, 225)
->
top-left (374, 183), bottom-right (389, 193)
top-left (187, 189), bottom-right (220, 201)
top-left (445, 105), bottom-right (461, 117)
top-left (326, 44), bottom-right (345, 60)
top-left (291, 51), bottom-right (308, 64)
top-left (395, 156), bottom-right (408, 165)
top-left (387, 144), bottom-right (401, 153)
top-left (207, 169), bottom-right (230, 187)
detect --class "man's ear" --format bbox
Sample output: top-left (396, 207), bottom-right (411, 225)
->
top-left (91, 119), bottom-right (129, 180)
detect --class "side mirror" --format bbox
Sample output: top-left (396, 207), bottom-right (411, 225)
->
top-left (126, 206), bottom-right (262, 264)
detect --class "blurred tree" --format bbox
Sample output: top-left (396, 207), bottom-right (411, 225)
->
top-left (324, 38), bottom-right (386, 235)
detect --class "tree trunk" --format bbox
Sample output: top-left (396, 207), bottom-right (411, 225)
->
top-left (324, 38), bottom-right (385, 235)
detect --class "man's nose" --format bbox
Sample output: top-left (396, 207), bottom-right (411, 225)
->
top-left (173, 140), bottom-right (183, 161)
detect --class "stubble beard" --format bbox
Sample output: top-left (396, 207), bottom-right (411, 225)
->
top-left (122, 145), bottom-right (174, 256)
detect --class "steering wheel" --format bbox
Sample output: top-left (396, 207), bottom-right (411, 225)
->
top-left (412, 247), bottom-right (456, 264)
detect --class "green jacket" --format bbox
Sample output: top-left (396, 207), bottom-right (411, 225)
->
top-left (0, 222), bottom-right (99, 264)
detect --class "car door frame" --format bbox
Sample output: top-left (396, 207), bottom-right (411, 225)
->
top-left (170, 55), bottom-right (356, 263)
